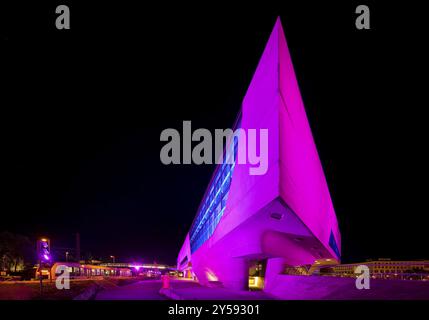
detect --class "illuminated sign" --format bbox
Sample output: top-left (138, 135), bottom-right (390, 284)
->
top-left (37, 238), bottom-right (51, 262)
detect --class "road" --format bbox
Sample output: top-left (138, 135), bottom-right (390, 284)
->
top-left (95, 279), bottom-right (167, 300)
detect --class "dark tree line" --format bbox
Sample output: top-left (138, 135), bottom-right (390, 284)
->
top-left (0, 231), bottom-right (34, 272)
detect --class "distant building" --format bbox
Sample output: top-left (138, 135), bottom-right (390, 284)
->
top-left (312, 259), bottom-right (429, 281)
top-left (36, 262), bottom-right (132, 280)
top-left (100, 262), bottom-right (172, 270)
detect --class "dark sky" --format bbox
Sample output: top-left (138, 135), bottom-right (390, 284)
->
top-left (2, 2), bottom-right (428, 265)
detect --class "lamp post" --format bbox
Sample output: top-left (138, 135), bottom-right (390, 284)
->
top-left (37, 237), bottom-right (50, 296)
top-left (66, 251), bottom-right (69, 262)
top-left (110, 255), bottom-right (115, 263)
top-left (1, 255), bottom-right (5, 272)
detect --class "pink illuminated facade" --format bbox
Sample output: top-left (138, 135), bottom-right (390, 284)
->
top-left (177, 18), bottom-right (341, 293)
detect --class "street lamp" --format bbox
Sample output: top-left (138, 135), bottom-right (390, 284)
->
top-left (37, 237), bottom-right (51, 296)
top-left (65, 252), bottom-right (69, 262)
top-left (110, 255), bottom-right (115, 263)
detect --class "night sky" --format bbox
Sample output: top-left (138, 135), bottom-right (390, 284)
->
top-left (2, 2), bottom-right (428, 265)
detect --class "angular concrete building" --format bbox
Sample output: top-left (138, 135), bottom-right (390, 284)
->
top-left (177, 18), bottom-right (341, 292)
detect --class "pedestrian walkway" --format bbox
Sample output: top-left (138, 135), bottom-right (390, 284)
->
top-left (161, 279), bottom-right (274, 300)
top-left (95, 278), bottom-right (274, 300)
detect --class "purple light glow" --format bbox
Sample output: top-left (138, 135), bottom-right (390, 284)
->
top-left (43, 254), bottom-right (50, 260)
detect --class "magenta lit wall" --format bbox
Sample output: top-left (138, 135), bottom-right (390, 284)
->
top-left (178, 17), bottom-right (341, 290)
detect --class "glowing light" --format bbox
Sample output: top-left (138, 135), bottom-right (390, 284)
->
top-left (206, 270), bottom-right (218, 282)
top-left (43, 254), bottom-right (50, 260)
top-left (248, 276), bottom-right (264, 289)
top-left (142, 264), bottom-right (166, 269)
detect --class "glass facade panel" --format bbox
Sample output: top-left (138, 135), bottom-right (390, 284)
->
top-left (190, 118), bottom-right (241, 253)
top-left (329, 230), bottom-right (340, 258)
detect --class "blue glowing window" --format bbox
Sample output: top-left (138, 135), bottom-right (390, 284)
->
top-left (329, 231), bottom-right (340, 258)
top-left (189, 117), bottom-right (241, 253)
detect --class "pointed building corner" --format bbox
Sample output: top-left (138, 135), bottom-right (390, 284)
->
top-left (177, 16), bottom-right (341, 292)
